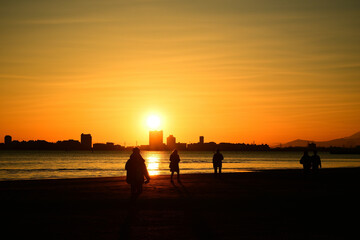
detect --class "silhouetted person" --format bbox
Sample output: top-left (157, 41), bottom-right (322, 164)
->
top-left (311, 150), bottom-right (321, 174)
top-left (213, 149), bottom-right (224, 178)
top-left (300, 150), bottom-right (311, 174)
top-left (125, 147), bottom-right (150, 198)
top-left (169, 149), bottom-right (180, 182)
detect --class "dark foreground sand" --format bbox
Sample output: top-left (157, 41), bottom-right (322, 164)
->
top-left (1, 168), bottom-right (360, 240)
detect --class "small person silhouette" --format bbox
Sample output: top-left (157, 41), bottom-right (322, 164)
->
top-left (300, 150), bottom-right (311, 174)
top-left (125, 147), bottom-right (150, 198)
top-left (213, 149), bottom-right (224, 178)
top-left (169, 149), bottom-right (181, 182)
top-left (311, 150), bottom-right (321, 174)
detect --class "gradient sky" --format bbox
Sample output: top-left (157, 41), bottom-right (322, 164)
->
top-left (1, 0), bottom-right (359, 146)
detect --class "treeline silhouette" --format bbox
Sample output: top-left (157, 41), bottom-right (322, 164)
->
top-left (0, 140), bottom-right (270, 151)
top-left (187, 142), bottom-right (270, 151)
top-left (329, 146), bottom-right (360, 154)
top-left (0, 140), bottom-right (92, 151)
top-left (2, 138), bottom-right (358, 153)
top-left (272, 146), bottom-right (360, 154)
top-left (0, 140), bottom-right (124, 151)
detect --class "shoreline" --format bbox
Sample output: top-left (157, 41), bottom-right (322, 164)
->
top-left (2, 168), bottom-right (359, 239)
top-left (0, 166), bottom-right (357, 182)
top-left (2, 151), bottom-right (360, 182)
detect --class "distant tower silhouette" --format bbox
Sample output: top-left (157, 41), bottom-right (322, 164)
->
top-left (4, 135), bottom-right (12, 144)
top-left (199, 136), bottom-right (204, 144)
top-left (81, 133), bottom-right (92, 149)
top-left (149, 130), bottom-right (163, 150)
top-left (167, 135), bottom-right (176, 150)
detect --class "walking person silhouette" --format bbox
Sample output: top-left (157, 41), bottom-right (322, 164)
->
top-left (125, 147), bottom-right (150, 198)
top-left (213, 149), bottom-right (224, 178)
top-left (300, 150), bottom-right (311, 175)
top-left (169, 149), bottom-right (181, 182)
top-left (311, 150), bottom-right (321, 174)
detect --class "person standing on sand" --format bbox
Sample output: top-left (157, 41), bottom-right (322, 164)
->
top-left (311, 150), bottom-right (321, 174)
top-left (300, 150), bottom-right (311, 174)
top-left (169, 149), bottom-right (181, 182)
top-left (213, 149), bottom-right (224, 178)
top-left (125, 147), bottom-right (150, 197)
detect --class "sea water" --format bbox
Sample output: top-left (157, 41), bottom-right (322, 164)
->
top-left (1, 150), bottom-right (360, 180)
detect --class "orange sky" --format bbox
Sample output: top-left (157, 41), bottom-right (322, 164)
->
top-left (1, 0), bottom-right (359, 146)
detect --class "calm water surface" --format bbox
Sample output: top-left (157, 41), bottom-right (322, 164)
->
top-left (1, 150), bottom-right (360, 180)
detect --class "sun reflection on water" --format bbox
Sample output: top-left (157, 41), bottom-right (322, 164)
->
top-left (146, 155), bottom-right (160, 176)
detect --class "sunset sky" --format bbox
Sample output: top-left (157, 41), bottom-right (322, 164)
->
top-left (1, 0), bottom-right (359, 146)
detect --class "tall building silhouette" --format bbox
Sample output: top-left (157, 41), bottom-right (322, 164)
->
top-left (199, 136), bottom-right (204, 144)
top-left (81, 133), bottom-right (92, 149)
top-left (167, 135), bottom-right (176, 150)
top-left (4, 135), bottom-right (12, 144)
top-left (149, 130), bottom-right (163, 150)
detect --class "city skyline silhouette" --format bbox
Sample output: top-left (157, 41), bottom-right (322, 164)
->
top-left (2, 130), bottom-right (360, 152)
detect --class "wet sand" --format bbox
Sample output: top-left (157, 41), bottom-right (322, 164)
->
top-left (1, 168), bottom-right (359, 239)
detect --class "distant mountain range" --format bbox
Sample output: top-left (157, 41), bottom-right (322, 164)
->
top-left (277, 131), bottom-right (360, 148)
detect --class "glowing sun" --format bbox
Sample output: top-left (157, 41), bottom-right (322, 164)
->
top-left (147, 115), bottom-right (161, 130)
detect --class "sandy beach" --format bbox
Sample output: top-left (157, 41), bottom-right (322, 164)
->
top-left (1, 168), bottom-right (359, 240)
